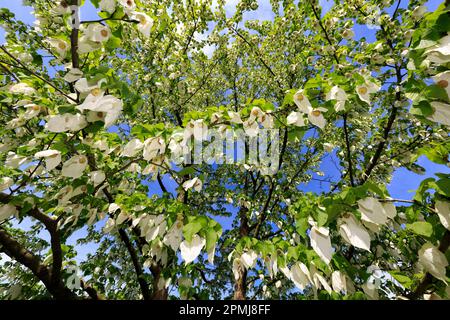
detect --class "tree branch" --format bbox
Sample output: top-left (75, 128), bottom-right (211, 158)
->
top-left (361, 67), bottom-right (401, 182)
top-left (0, 46), bottom-right (77, 103)
top-left (343, 114), bottom-right (356, 187)
top-left (118, 228), bottom-right (151, 300)
top-left (0, 227), bottom-right (77, 299)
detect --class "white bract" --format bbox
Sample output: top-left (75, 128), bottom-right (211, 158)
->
top-left (74, 78), bottom-right (103, 94)
top-left (242, 118), bottom-right (259, 137)
top-left (292, 89), bottom-right (327, 128)
top-left (99, 0), bottom-right (116, 14)
top-left (5, 152), bottom-right (28, 169)
top-left (182, 177), bottom-right (202, 192)
top-left (77, 93), bottom-right (123, 128)
top-left (293, 89), bottom-right (312, 112)
top-left (122, 139), bottom-right (144, 157)
top-left (115, 211), bottom-right (130, 225)
top-left (240, 250), bottom-right (258, 269)
top-left (435, 200), bottom-right (450, 231)
top-left (180, 234), bottom-right (205, 264)
top-left (163, 220), bottom-right (183, 251)
top-left (0, 204), bottom-right (18, 222)
top-left (432, 71), bottom-right (450, 99)
top-left (184, 119), bottom-right (208, 141)
top-left (418, 242), bottom-right (448, 282)
top-left (78, 34), bottom-right (103, 54)
top-left (338, 213), bottom-right (371, 251)
top-left (248, 107), bottom-right (264, 121)
top-left (52, 1), bottom-right (71, 15)
top-left (143, 137), bottom-right (166, 161)
top-left (86, 111), bottom-right (106, 123)
top-left (17, 52), bottom-right (33, 64)
top-left (47, 38), bottom-right (69, 57)
top-left (382, 202), bottom-right (397, 219)
top-left (323, 143), bottom-right (334, 153)
top-left (287, 111), bottom-right (307, 127)
top-left (64, 68), bottom-right (83, 83)
top-left (425, 35), bottom-right (450, 64)
top-left (119, 0), bottom-right (136, 13)
top-left (331, 271), bottom-right (347, 294)
top-left (357, 197), bottom-right (389, 226)
top-left (312, 270), bottom-right (332, 294)
top-left (90, 170), bottom-right (106, 185)
top-left (290, 263), bottom-right (312, 290)
top-left (228, 111), bottom-right (243, 124)
top-left (326, 86), bottom-right (348, 112)
top-left (259, 113), bottom-right (274, 129)
top-left (85, 24), bottom-right (111, 43)
top-left (307, 107), bottom-right (328, 129)
top-left (356, 81), bottom-right (380, 104)
top-left (133, 12), bottom-right (153, 38)
top-left (34, 149), bottom-right (61, 170)
top-left (412, 5), bottom-right (427, 20)
top-left (45, 113), bottom-right (88, 132)
top-left (9, 83), bottom-right (35, 95)
top-left (427, 102), bottom-right (450, 126)
top-left (103, 218), bottom-right (116, 233)
top-left (61, 155), bottom-right (88, 179)
top-left (108, 203), bottom-right (120, 214)
top-left (309, 225), bottom-right (333, 265)
top-left (342, 28), bottom-right (354, 40)
top-left (23, 104), bottom-right (42, 120)
top-left (0, 177), bottom-right (14, 191)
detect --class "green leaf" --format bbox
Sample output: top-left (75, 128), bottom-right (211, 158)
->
top-left (105, 36), bottom-right (122, 50)
top-left (435, 177), bottom-right (450, 197)
top-left (131, 123), bottom-right (165, 139)
top-left (365, 181), bottom-right (387, 198)
top-left (415, 142), bottom-right (450, 165)
top-left (178, 167), bottom-right (196, 177)
top-left (406, 221), bottom-right (433, 237)
top-left (425, 85), bottom-right (449, 102)
top-left (388, 271), bottom-right (413, 289)
top-left (316, 210), bottom-right (328, 227)
top-left (205, 228), bottom-right (218, 252)
top-left (414, 39), bottom-right (436, 49)
top-left (410, 100), bottom-right (432, 117)
top-left (414, 177), bottom-right (435, 202)
top-left (182, 222), bottom-right (202, 242)
top-left (57, 105), bottom-right (76, 114)
top-left (295, 217), bottom-right (309, 238)
top-left (84, 121), bottom-right (104, 134)
top-left (282, 89), bottom-right (296, 107)
top-left (288, 127), bottom-right (306, 143)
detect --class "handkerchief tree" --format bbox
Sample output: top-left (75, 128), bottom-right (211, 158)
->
top-left (0, 0), bottom-right (449, 300)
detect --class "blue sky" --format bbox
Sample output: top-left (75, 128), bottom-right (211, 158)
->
top-left (0, 0), bottom-right (448, 262)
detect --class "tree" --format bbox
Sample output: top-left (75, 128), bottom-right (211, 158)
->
top-left (0, 0), bottom-right (449, 300)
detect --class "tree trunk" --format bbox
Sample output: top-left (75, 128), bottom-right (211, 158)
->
top-left (233, 207), bottom-right (249, 300)
top-left (233, 268), bottom-right (248, 300)
top-left (150, 264), bottom-right (168, 300)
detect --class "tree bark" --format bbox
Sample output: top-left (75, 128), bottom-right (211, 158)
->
top-left (150, 264), bottom-right (169, 300)
top-left (233, 207), bottom-right (249, 300)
